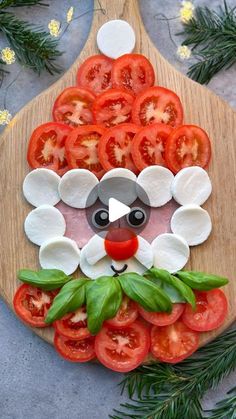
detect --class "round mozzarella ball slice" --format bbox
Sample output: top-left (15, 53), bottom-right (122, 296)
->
top-left (171, 205), bottom-right (212, 246)
top-left (99, 168), bottom-right (137, 205)
top-left (171, 167), bottom-right (212, 206)
top-left (151, 233), bottom-right (190, 273)
top-left (97, 20), bottom-right (135, 59)
top-left (59, 169), bottom-right (98, 209)
top-left (23, 169), bottom-right (60, 207)
top-left (135, 236), bottom-right (153, 269)
top-left (80, 247), bottom-right (113, 279)
top-left (137, 166), bottom-right (174, 207)
top-left (39, 237), bottom-right (80, 275)
top-left (24, 205), bottom-right (66, 246)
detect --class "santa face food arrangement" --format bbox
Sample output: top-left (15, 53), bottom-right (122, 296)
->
top-left (14, 49), bottom-right (228, 372)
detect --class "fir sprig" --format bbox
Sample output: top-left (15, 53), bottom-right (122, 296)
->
top-left (178, 1), bottom-right (236, 84)
top-left (0, 0), bottom-right (47, 9)
top-left (206, 386), bottom-right (236, 419)
top-left (111, 329), bottom-right (236, 419)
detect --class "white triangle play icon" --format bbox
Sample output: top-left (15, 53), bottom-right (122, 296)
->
top-left (108, 197), bottom-right (131, 222)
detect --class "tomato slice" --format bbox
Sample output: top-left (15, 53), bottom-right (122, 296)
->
top-left (131, 123), bottom-right (172, 170)
top-left (182, 289), bottom-right (228, 332)
top-left (77, 54), bottom-right (113, 95)
top-left (111, 54), bottom-right (155, 95)
top-left (95, 321), bottom-right (150, 372)
top-left (98, 123), bottom-right (139, 172)
top-left (92, 88), bottom-right (134, 128)
top-left (151, 321), bottom-right (199, 363)
top-left (106, 297), bottom-right (138, 328)
top-left (54, 306), bottom-right (91, 340)
top-left (54, 333), bottom-right (95, 362)
top-left (138, 303), bottom-right (185, 326)
top-left (52, 87), bottom-right (95, 127)
top-left (13, 284), bottom-right (55, 328)
top-left (65, 125), bottom-right (106, 179)
top-left (27, 122), bottom-right (72, 176)
top-left (165, 124), bottom-right (211, 174)
top-left (132, 86), bottom-right (183, 128)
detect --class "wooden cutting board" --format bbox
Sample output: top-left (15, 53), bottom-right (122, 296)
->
top-left (0, 0), bottom-right (235, 349)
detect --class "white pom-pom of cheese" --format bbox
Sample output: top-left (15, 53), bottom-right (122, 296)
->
top-left (152, 233), bottom-right (190, 273)
top-left (97, 20), bottom-right (135, 59)
top-left (59, 169), bottom-right (98, 209)
top-left (39, 237), bottom-right (80, 275)
top-left (137, 166), bottom-right (174, 207)
top-left (23, 169), bottom-right (60, 207)
top-left (99, 168), bottom-right (137, 206)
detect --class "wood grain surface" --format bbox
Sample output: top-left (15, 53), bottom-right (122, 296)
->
top-left (0, 0), bottom-right (235, 350)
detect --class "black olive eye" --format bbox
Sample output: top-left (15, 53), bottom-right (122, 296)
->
top-left (127, 208), bottom-right (147, 227)
top-left (92, 209), bottom-right (110, 229)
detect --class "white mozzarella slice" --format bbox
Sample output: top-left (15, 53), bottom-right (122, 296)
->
top-left (171, 166), bottom-right (212, 206)
top-left (171, 205), bottom-right (212, 246)
top-left (99, 168), bottom-right (137, 206)
top-left (59, 169), bottom-right (98, 209)
top-left (135, 236), bottom-right (153, 269)
top-left (39, 237), bottom-right (80, 275)
top-left (23, 169), bottom-right (60, 207)
top-left (83, 235), bottom-right (106, 265)
top-left (97, 20), bottom-right (135, 59)
top-left (151, 233), bottom-right (189, 273)
top-left (137, 166), bottom-right (174, 207)
top-left (80, 248), bottom-right (113, 279)
top-left (24, 205), bottom-right (66, 246)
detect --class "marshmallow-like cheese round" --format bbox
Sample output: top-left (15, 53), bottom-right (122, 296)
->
top-left (151, 233), bottom-right (190, 273)
top-left (59, 169), bottom-right (98, 209)
top-left (137, 166), bottom-right (174, 207)
top-left (97, 20), bottom-right (135, 59)
top-left (23, 168), bottom-right (60, 207)
top-left (39, 237), bottom-right (80, 275)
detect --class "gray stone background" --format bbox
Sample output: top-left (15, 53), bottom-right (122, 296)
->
top-left (0, 1), bottom-right (235, 418)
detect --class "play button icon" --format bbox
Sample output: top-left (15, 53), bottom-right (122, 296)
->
top-left (108, 198), bottom-right (130, 222)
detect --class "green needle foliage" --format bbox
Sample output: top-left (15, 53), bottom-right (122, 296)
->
top-left (0, 0), bottom-right (47, 10)
top-left (206, 386), bottom-right (236, 419)
top-left (178, 1), bottom-right (236, 84)
top-left (111, 329), bottom-right (236, 419)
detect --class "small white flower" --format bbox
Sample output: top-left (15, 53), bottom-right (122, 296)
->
top-left (48, 19), bottom-right (61, 37)
top-left (177, 45), bottom-right (192, 60)
top-left (67, 6), bottom-right (74, 23)
top-left (0, 109), bottom-right (12, 125)
top-left (181, 1), bottom-right (195, 11)
top-left (1, 47), bottom-right (16, 65)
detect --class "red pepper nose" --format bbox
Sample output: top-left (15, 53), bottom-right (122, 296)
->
top-left (105, 228), bottom-right (138, 261)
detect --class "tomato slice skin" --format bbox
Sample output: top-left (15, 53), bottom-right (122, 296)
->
top-left (132, 86), bottom-right (183, 128)
top-left (53, 306), bottom-right (91, 340)
top-left (151, 321), bottom-right (199, 363)
top-left (13, 284), bottom-right (55, 328)
top-left (95, 320), bottom-right (150, 372)
top-left (54, 333), bottom-right (96, 362)
top-left (106, 297), bottom-right (138, 328)
top-left (131, 123), bottom-right (172, 170)
top-left (52, 86), bottom-right (95, 127)
top-left (165, 124), bottom-right (212, 174)
top-left (98, 123), bottom-right (139, 173)
top-left (27, 122), bottom-right (73, 176)
top-left (111, 53), bottom-right (155, 95)
top-left (65, 124), bottom-right (106, 179)
top-left (92, 88), bottom-right (135, 128)
top-left (77, 54), bottom-right (113, 95)
top-left (138, 303), bottom-right (185, 326)
top-left (182, 289), bottom-right (228, 332)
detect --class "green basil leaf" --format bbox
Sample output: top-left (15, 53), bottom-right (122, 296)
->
top-left (45, 278), bottom-right (89, 324)
top-left (86, 276), bottom-right (122, 335)
top-left (146, 268), bottom-right (196, 309)
top-left (18, 269), bottom-right (71, 291)
top-left (118, 272), bottom-right (172, 313)
top-left (176, 271), bottom-right (229, 291)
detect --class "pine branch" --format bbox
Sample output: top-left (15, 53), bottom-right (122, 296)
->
top-left (0, 0), bottom-right (47, 9)
top-left (205, 386), bottom-right (236, 419)
top-left (0, 11), bottom-right (62, 74)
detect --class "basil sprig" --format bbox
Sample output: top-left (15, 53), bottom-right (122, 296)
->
top-left (17, 269), bottom-right (71, 291)
top-left (86, 276), bottom-right (122, 335)
top-left (118, 272), bottom-right (172, 313)
top-left (176, 271), bottom-right (229, 291)
top-left (145, 268), bottom-right (196, 309)
top-left (45, 279), bottom-right (89, 324)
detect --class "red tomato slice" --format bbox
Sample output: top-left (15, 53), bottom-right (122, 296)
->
top-left (98, 123), bottom-right (139, 172)
top-left (92, 88), bottom-right (135, 128)
top-left (165, 124), bottom-right (212, 174)
top-left (111, 54), bottom-right (155, 95)
top-left (54, 333), bottom-right (95, 362)
top-left (54, 306), bottom-right (91, 340)
top-left (95, 320), bottom-right (150, 372)
top-left (182, 289), bottom-right (228, 332)
top-left (151, 321), bottom-right (199, 363)
top-left (65, 125), bottom-right (106, 179)
top-left (131, 123), bottom-right (172, 170)
top-left (52, 87), bottom-right (95, 127)
top-left (106, 297), bottom-right (138, 328)
top-left (132, 86), bottom-right (183, 128)
top-left (27, 122), bottom-right (73, 176)
top-left (76, 54), bottom-right (113, 95)
top-left (138, 303), bottom-right (185, 326)
top-left (13, 284), bottom-right (55, 328)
